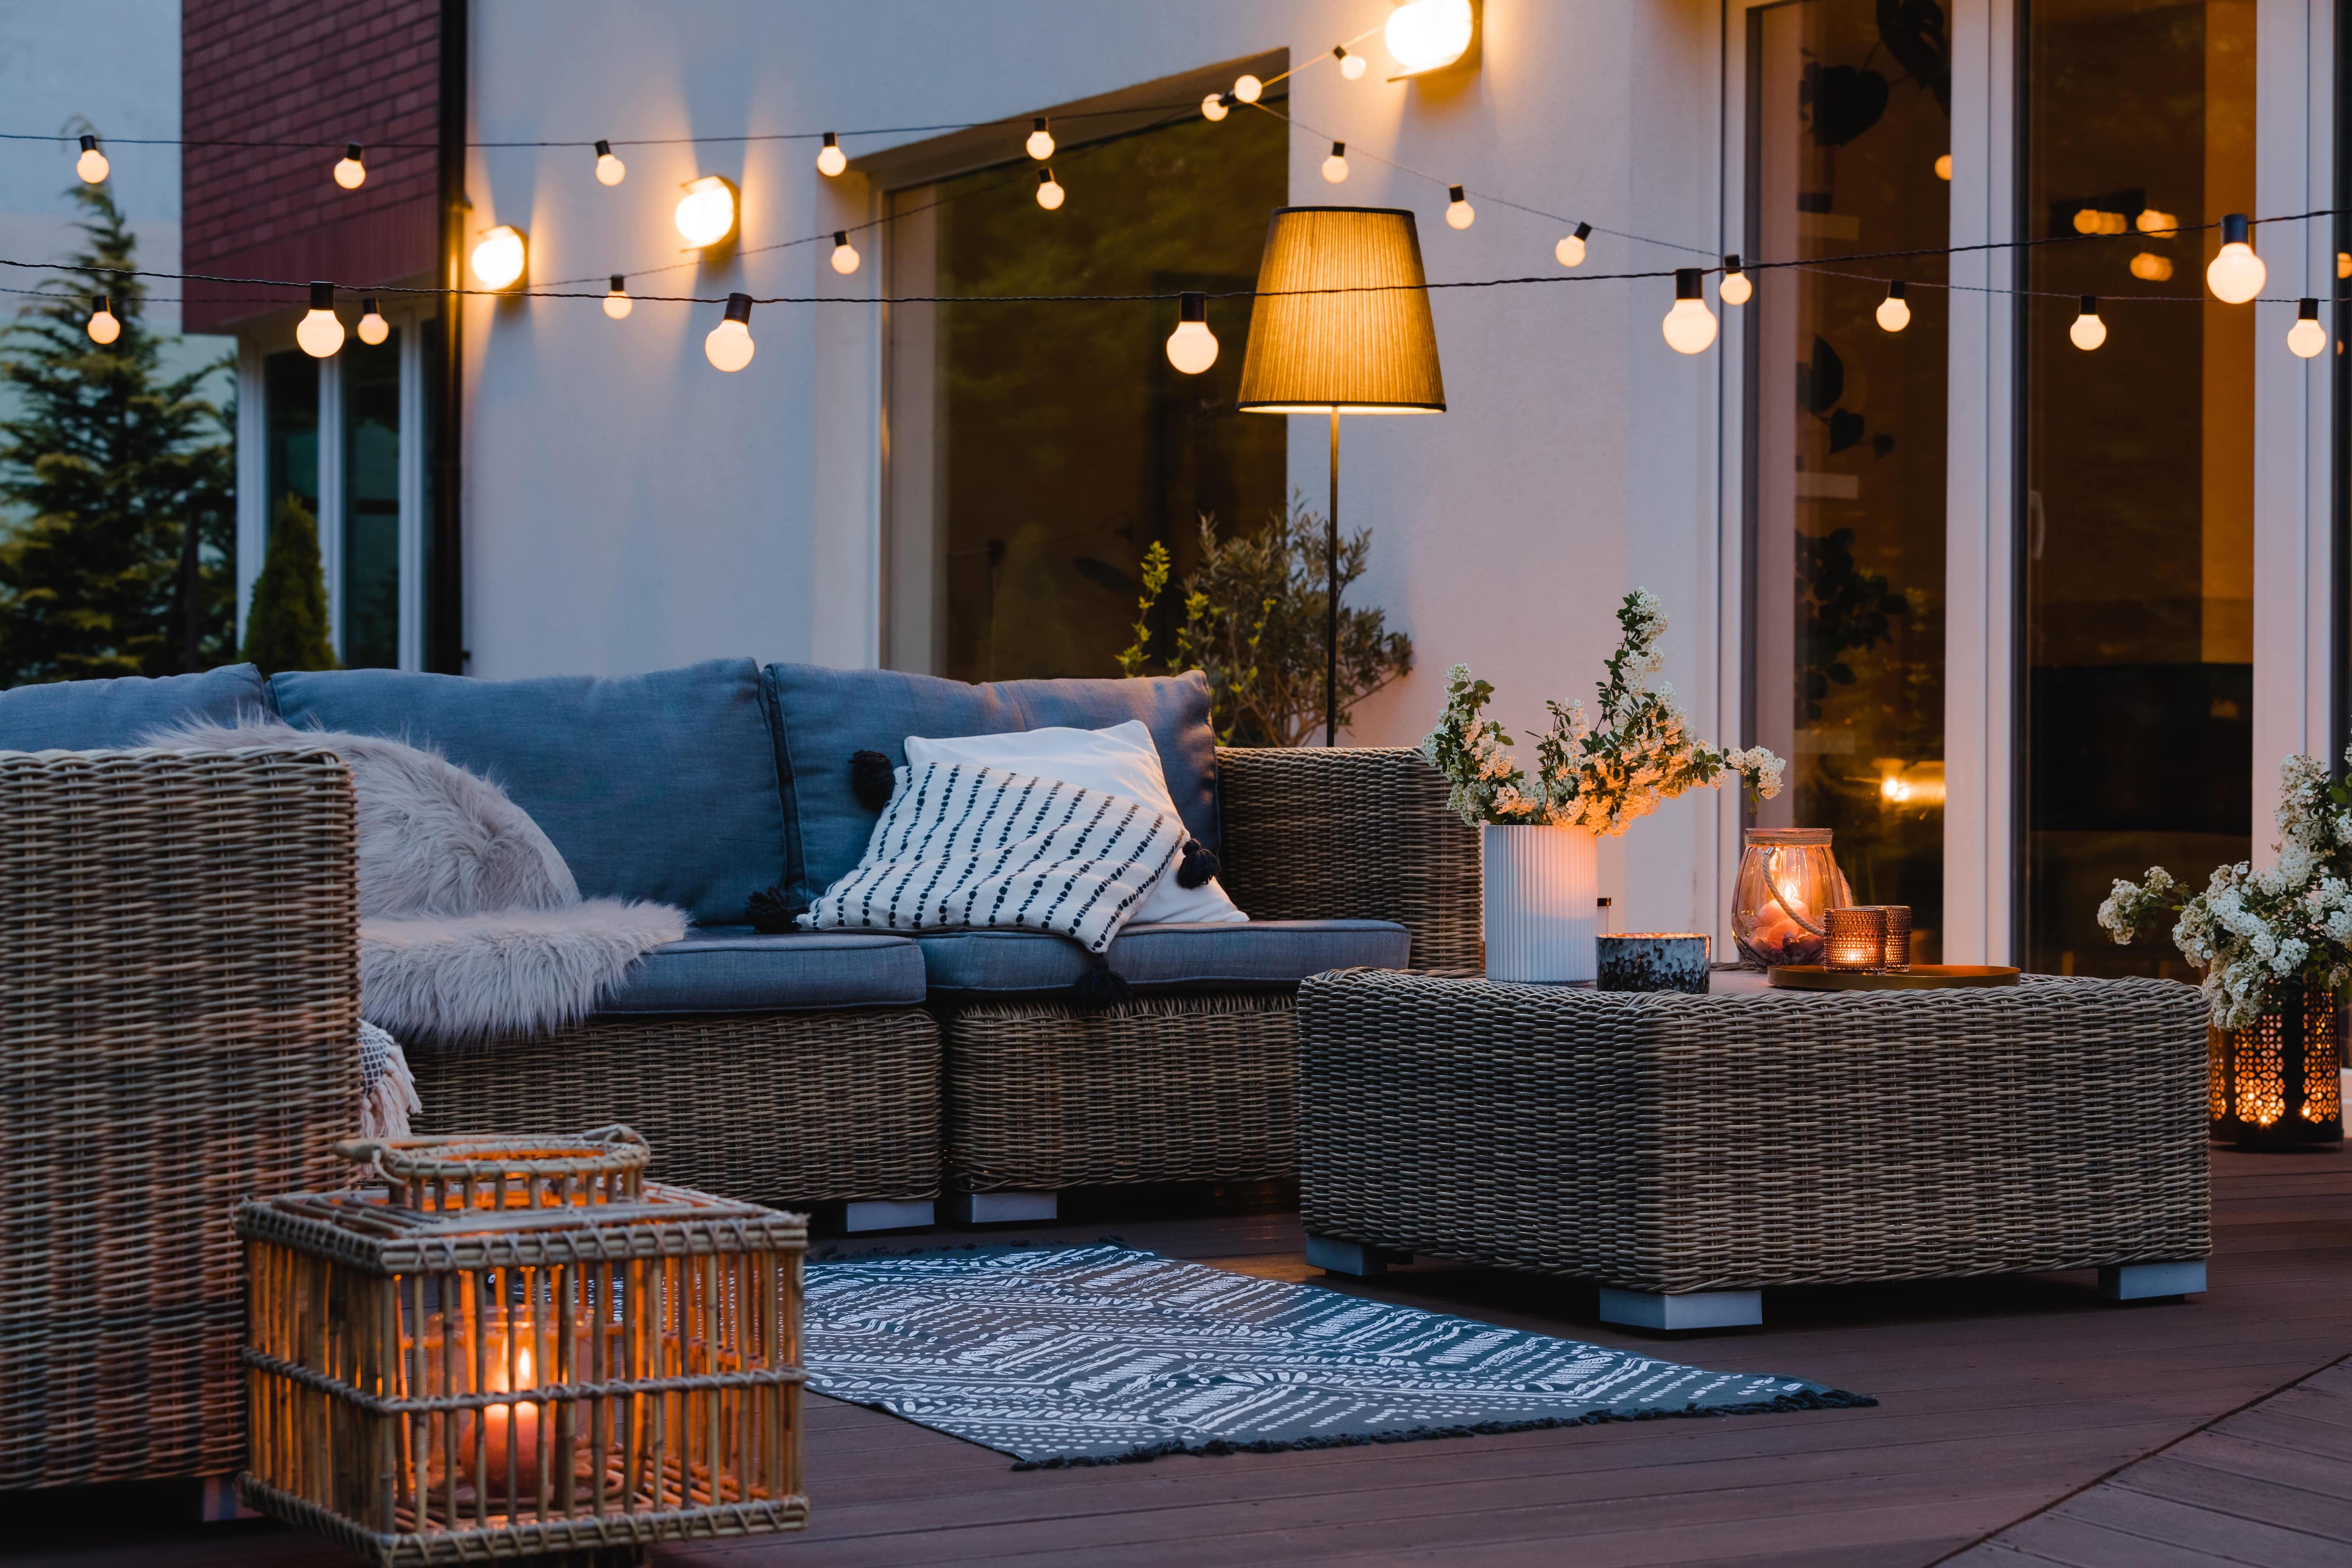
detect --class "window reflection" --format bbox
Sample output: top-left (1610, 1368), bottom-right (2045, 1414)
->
top-left (342, 326), bottom-right (401, 669)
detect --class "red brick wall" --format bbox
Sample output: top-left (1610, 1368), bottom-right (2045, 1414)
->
top-left (181, 0), bottom-right (443, 333)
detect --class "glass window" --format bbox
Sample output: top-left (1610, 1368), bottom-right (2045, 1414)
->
top-left (884, 107), bottom-right (1288, 681)
top-left (1747, 0), bottom-right (1951, 959)
top-left (263, 348), bottom-right (319, 531)
top-left (341, 326), bottom-right (401, 668)
top-left (2020, 0), bottom-right (2254, 977)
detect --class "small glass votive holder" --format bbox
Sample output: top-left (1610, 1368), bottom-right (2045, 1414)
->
top-left (1864, 906), bottom-right (1913, 971)
top-left (1596, 933), bottom-right (1711, 993)
top-left (1823, 907), bottom-right (1887, 972)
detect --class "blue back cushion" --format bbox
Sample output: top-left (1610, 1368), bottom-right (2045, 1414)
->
top-left (765, 663), bottom-right (1218, 908)
top-left (273, 660), bottom-right (786, 925)
top-left (0, 664), bottom-right (272, 750)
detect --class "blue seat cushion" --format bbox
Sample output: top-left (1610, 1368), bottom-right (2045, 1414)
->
top-left (764, 664), bottom-right (1219, 911)
top-left (917, 919), bottom-right (1410, 995)
top-left (597, 927), bottom-right (925, 1014)
top-left (272, 660), bottom-right (786, 927)
top-left (0, 664), bottom-right (271, 750)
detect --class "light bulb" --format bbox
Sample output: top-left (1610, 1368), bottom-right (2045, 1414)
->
top-left (1934, 153), bottom-right (1952, 181)
top-left (831, 230), bottom-right (861, 275)
top-left (2289, 298), bottom-right (2327, 359)
top-left (470, 224), bottom-right (526, 288)
top-left (1385, 0), bottom-right (1475, 76)
top-left (1662, 269), bottom-right (1717, 355)
top-left (675, 175), bottom-right (738, 248)
top-left (2207, 214), bottom-right (2265, 304)
top-left (2129, 252), bottom-right (2173, 281)
top-left (1026, 117), bottom-right (1055, 160)
top-left (1165, 292), bottom-right (1218, 375)
top-left (1445, 184), bottom-right (1474, 230)
top-left (1233, 74), bottom-right (1263, 104)
top-left (1718, 254), bottom-right (1751, 306)
top-left (1555, 221), bottom-right (1591, 268)
top-left (2340, 252), bottom-right (2352, 280)
top-left (2070, 295), bottom-right (2106, 351)
top-left (603, 275), bottom-right (632, 320)
top-left (1200, 93), bottom-right (1231, 122)
top-left (76, 134), bottom-right (108, 184)
top-left (816, 132), bottom-right (846, 177)
top-left (357, 296), bottom-right (388, 345)
top-left (594, 138), bottom-right (626, 186)
top-left (1335, 45), bottom-right (1367, 80)
top-left (1322, 142), bottom-right (1349, 184)
top-left (1876, 279), bottom-right (1911, 333)
top-left (1035, 168), bottom-right (1064, 210)
top-left (2136, 208), bottom-right (2178, 235)
top-left (86, 294), bottom-right (119, 345)
top-left (705, 293), bottom-right (755, 372)
top-left (333, 142), bottom-right (366, 190)
top-left (295, 282), bottom-right (345, 358)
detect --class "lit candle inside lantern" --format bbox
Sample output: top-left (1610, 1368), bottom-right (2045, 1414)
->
top-left (475, 1343), bottom-right (540, 1497)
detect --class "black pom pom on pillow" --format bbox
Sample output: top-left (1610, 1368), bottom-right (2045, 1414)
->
top-left (850, 750), bottom-right (897, 813)
top-left (1175, 837), bottom-right (1221, 890)
top-left (745, 884), bottom-right (796, 934)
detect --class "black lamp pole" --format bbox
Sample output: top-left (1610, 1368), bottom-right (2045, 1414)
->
top-left (1327, 410), bottom-right (1340, 747)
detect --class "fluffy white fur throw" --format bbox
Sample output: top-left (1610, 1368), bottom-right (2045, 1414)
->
top-left (356, 901), bottom-right (686, 1046)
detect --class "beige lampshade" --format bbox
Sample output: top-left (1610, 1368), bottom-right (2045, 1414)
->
top-left (1236, 206), bottom-right (1446, 413)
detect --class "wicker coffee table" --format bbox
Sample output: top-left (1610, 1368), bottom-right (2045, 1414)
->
top-left (1295, 968), bottom-right (2210, 1329)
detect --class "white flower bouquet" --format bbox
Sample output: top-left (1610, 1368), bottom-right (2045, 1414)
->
top-left (1421, 589), bottom-right (1785, 834)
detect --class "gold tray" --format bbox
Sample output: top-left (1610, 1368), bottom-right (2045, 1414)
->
top-left (1767, 964), bottom-right (2022, 991)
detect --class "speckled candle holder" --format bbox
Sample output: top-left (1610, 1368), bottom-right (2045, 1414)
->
top-left (1595, 933), bottom-right (1712, 993)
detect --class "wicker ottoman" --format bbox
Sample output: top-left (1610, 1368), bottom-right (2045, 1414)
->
top-left (1295, 969), bottom-right (2211, 1328)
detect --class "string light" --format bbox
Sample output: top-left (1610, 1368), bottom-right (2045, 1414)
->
top-left (1718, 253), bottom-right (1751, 305)
top-left (2207, 214), bottom-right (2264, 303)
top-left (295, 281), bottom-right (344, 357)
top-left (1662, 269), bottom-right (1717, 355)
top-left (1233, 74), bottom-right (1263, 105)
top-left (705, 292), bottom-right (755, 372)
top-left (594, 138), bottom-right (626, 185)
top-left (85, 293), bottom-right (119, 345)
top-left (357, 295), bottom-right (389, 345)
top-left (1386, 0), bottom-right (1476, 76)
top-left (2288, 298), bottom-right (2327, 359)
top-left (2070, 295), bottom-right (2106, 350)
top-left (830, 230), bottom-right (861, 274)
top-left (1934, 153), bottom-right (1952, 181)
top-left (470, 224), bottom-right (526, 288)
top-left (1876, 279), bottom-right (1910, 332)
top-left (1445, 184), bottom-right (1474, 230)
top-left (75, 134), bottom-right (108, 184)
top-left (1165, 291), bottom-right (1217, 374)
top-left (332, 142), bottom-right (366, 190)
top-left (1200, 93), bottom-right (1231, 122)
top-left (1026, 117), bottom-right (1055, 160)
top-left (2072, 207), bottom-right (2126, 235)
top-left (1334, 45), bottom-right (1367, 80)
top-left (1556, 221), bottom-right (1591, 268)
top-left (675, 175), bottom-right (738, 248)
top-left (1322, 142), bottom-right (1349, 184)
top-left (2137, 209), bottom-right (2179, 234)
top-left (1035, 167), bottom-right (1065, 210)
top-left (603, 275), bottom-right (632, 319)
top-left (816, 132), bottom-right (846, 177)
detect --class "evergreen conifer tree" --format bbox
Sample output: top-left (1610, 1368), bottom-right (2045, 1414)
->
top-left (241, 494), bottom-right (336, 676)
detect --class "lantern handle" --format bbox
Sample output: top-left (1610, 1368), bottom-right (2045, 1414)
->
top-left (1764, 847), bottom-right (1830, 937)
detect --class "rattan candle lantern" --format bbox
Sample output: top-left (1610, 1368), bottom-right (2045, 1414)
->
top-left (236, 1127), bottom-right (807, 1565)
top-left (2211, 986), bottom-right (2345, 1148)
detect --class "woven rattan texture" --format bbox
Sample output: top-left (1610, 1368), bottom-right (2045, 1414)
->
top-left (1214, 746), bottom-right (1481, 972)
top-left (408, 1011), bottom-right (941, 1208)
top-left (1297, 970), bottom-right (2211, 1293)
top-left (943, 993), bottom-right (1296, 1192)
top-left (1, 746), bottom-right (361, 1490)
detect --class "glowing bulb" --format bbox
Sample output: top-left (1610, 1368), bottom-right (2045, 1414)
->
top-left (333, 142), bottom-right (366, 190)
top-left (357, 296), bottom-right (388, 346)
top-left (2339, 252), bottom-right (2352, 280)
top-left (76, 135), bottom-right (108, 184)
top-left (1233, 74), bottom-right (1263, 104)
top-left (2129, 252), bottom-right (2173, 281)
top-left (1385, 0), bottom-right (1475, 76)
top-left (1718, 254), bottom-right (1751, 307)
top-left (2072, 207), bottom-right (2099, 234)
top-left (470, 225), bottom-right (526, 288)
top-left (1662, 269), bottom-right (1717, 355)
top-left (1444, 184), bottom-right (1473, 230)
top-left (1933, 153), bottom-right (1952, 181)
top-left (603, 275), bottom-right (632, 320)
top-left (2069, 295), bottom-right (2106, 351)
top-left (1334, 45), bottom-right (1367, 80)
top-left (1876, 280), bottom-right (1911, 333)
top-left (2207, 214), bottom-right (2265, 304)
top-left (831, 230), bottom-right (861, 275)
top-left (705, 293), bottom-right (755, 372)
top-left (2136, 208), bottom-right (2178, 235)
top-left (1201, 93), bottom-right (1231, 122)
top-left (1556, 221), bottom-right (1591, 268)
top-left (594, 138), bottom-right (626, 186)
top-left (816, 133), bottom-right (846, 177)
top-left (86, 294), bottom-right (119, 345)
top-left (1035, 168), bottom-right (1064, 210)
top-left (1165, 292), bottom-right (1218, 375)
top-left (1026, 117), bottom-right (1055, 160)
top-left (1322, 142), bottom-right (1349, 184)
top-left (2289, 298), bottom-right (2327, 359)
top-left (295, 282), bottom-right (345, 358)
top-left (675, 175), bottom-right (738, 248)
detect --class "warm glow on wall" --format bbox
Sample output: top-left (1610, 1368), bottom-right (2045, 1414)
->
top-left (675, 175), bottom-right (739, 248)
top-left (1385, 0), bottom-right (1474, 76)
top-left (470, 225), bottom-right (526, 289)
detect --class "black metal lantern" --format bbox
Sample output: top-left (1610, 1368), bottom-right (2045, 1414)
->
top-left (2212, 985), bottom-right (2344, 1148)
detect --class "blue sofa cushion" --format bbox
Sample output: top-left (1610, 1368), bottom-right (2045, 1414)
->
top-left (597, 927), bottom-right (925, 1014)
top-left (917, 919), bottom-right (1409, 995)
top-left (765, 664), bottom-right (1218, 910)
top-left (273, 660), bottom-right (786, 927)
top-left (0, 663), bottom-right (271, 750)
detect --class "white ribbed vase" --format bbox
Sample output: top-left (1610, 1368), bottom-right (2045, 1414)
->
top-left (1481, 824), bottom-right (1600, 983)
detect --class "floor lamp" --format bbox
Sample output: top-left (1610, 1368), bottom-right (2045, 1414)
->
top-left (1235, 207), bottom-right (1446, 745)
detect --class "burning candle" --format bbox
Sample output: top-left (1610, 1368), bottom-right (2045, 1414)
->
top-left (1825, 907), bottom-right (1887, 971)
top-left (472, 1343), bottom-right (541, 1501)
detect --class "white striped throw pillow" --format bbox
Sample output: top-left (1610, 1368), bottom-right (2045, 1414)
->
top-left (798, 761), bottom-right (1185, 954)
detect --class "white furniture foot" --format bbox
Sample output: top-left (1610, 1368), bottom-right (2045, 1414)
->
top-left (2099, 1260), bottom-right (2206, 1300)
top-left (1598, 1287), bottom-right (1764, 1331)
top-left (842, 1199), bottom-right (935, 1233)
top-left (199, 1474), bottom-right (256, 1521)
top-left (1305, 1235), bottom-right (1410, 1276)
top-left (946, 1190), bottom-right (1057, 1224)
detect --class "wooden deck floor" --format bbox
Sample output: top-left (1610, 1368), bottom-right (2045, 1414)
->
top-left (13, 1141), bottom-right (2350, 1568)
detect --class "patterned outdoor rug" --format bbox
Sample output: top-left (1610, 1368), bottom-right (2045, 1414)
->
top-left (802, 1243), bottom-right (1873, 1467)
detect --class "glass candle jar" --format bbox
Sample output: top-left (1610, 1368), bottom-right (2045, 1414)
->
top-left (1824, 907), bottom-right (1887, 971)
top-left (1732, 828), bottom-right (1853, 968)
